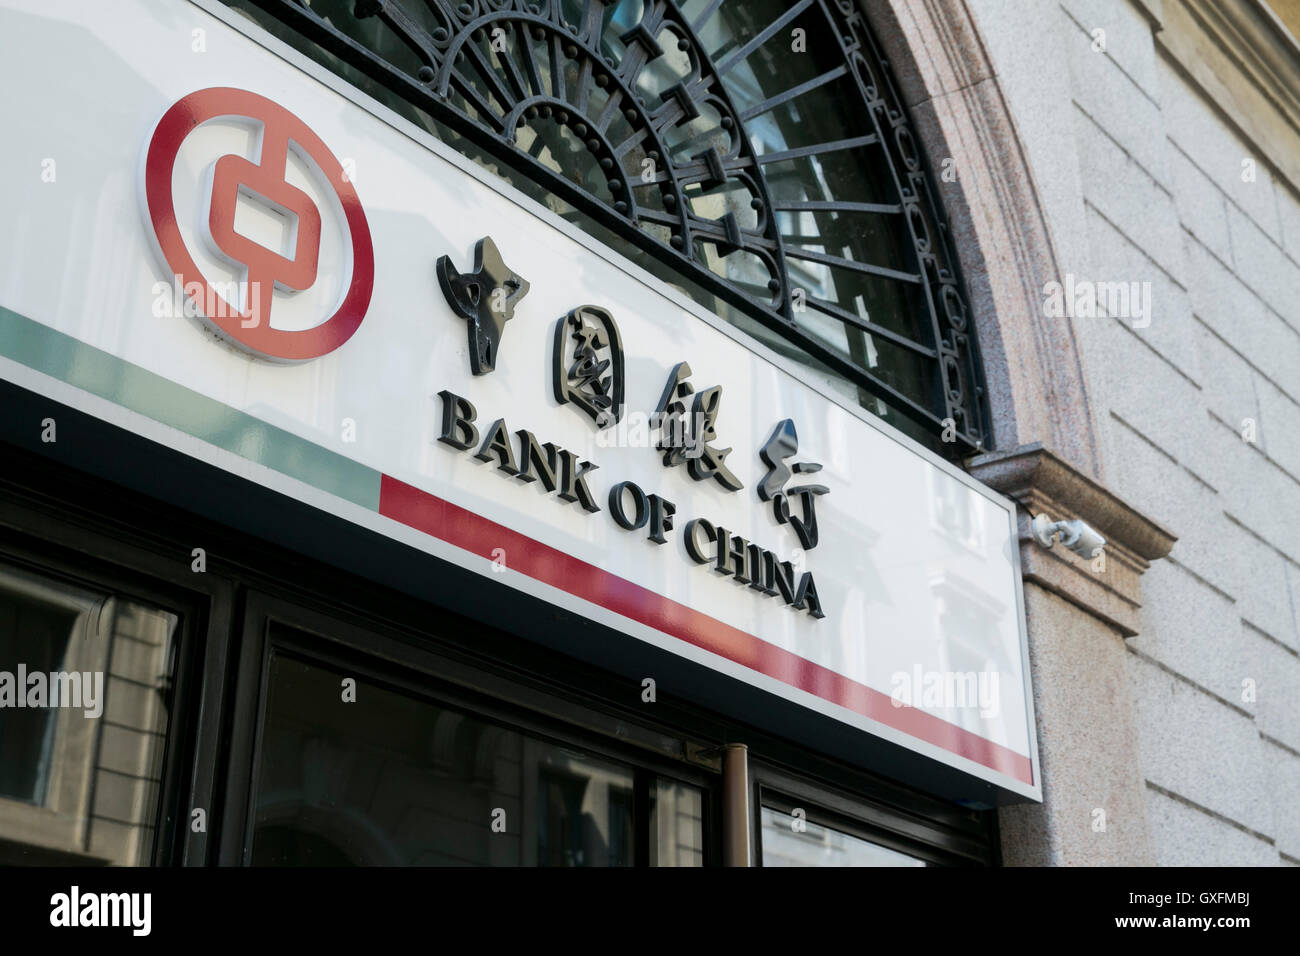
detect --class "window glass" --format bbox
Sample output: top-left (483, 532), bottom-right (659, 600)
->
top-left (0, 594), bottom-right (75, 804)
top-left (251, 653), bottom-right (703, 866)
top-left (686, 0), bottom-right (931, 414)
top-left (221, 0), bottom-right (956, 455)
top-left (760, 805), bottom-right (927, 867)
top-left (0, 561), bottom-right (178, 865)
top-left (649, 777), bottom-right (703, 867)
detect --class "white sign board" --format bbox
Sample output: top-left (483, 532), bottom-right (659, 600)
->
top-left (0, 0), bottom-right (1039, 799)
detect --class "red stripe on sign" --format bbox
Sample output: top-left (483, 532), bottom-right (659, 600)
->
top-left (379, 475), bottom-right (1033, 786)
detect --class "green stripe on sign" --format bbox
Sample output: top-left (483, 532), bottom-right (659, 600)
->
top-left (0, 306), bottom-right (382, 511)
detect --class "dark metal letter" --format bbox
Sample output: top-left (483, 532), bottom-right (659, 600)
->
top-left (436, 236), bottom-right (530, 375)
top-left (608, 481), bottom-right (649, 531)
top-left (647, 495), bottom-right (676, 545)
top-left (552, 305), bottom-right (625, 429)
top-left (437, 389), bottom-right (479, 450)
top-left (683, 518), bottom-right (716, 564)
top-left (474, 418), bottom-right (520, 475)
top-left (514, 430), bottom-right (559, 490)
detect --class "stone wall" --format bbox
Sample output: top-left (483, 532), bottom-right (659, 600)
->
top-left (964, 0), bottom-right (1300, 865)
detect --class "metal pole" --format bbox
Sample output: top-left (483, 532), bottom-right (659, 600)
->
top-left (722, 743), bottom-right (751, 866)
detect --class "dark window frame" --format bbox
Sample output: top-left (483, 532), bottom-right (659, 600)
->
top-left (749, 759), bottom-right (999, 867)
top-left (221, 589), bottom-right (722, 866)
top-left (0, 474), bottom-right (231, 867)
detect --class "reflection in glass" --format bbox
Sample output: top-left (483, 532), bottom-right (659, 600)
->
top-left (650, 778), bottom-right (704, 866)
top-left (252, 654), bottom-right (699, 866)
top-left (687, 0), bottom-right (929, 423)
top-left (760, 806), bottom-right (926, 867)
top-left (0, 595), bottom-right (74, 805)
top-left (0, 562), bottom-right (178, 865)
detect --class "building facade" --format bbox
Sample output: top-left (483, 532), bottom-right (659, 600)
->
top-left (957, 0), bottom-right (1300, 865)
top-left (0, 0), bottom-right (1295, 867)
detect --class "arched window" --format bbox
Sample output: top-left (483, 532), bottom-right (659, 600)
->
top-left (233, 0), bottom-right (989, 453)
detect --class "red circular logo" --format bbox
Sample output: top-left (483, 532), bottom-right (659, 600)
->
top-left (144, 87), bottom-right (374, 361)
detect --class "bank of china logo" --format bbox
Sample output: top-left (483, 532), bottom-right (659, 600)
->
top-left (143, 87), bottom-right (374, 361)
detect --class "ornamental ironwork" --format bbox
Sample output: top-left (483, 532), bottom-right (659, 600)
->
top-left (237, 0), bottom-right (991, 451)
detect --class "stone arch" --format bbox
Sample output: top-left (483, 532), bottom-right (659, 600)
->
top-left (862, 0), bottom-right (1103, 478)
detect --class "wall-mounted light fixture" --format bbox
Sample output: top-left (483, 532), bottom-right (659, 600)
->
top-left (1032, 514), bottom-right (1106, 559)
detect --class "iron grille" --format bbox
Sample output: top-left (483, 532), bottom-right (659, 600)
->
top-left (234, 0), bottom-right (990, 452)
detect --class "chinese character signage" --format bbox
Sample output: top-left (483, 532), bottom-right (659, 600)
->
top-left (436, 237), bottom-right (828, 619)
